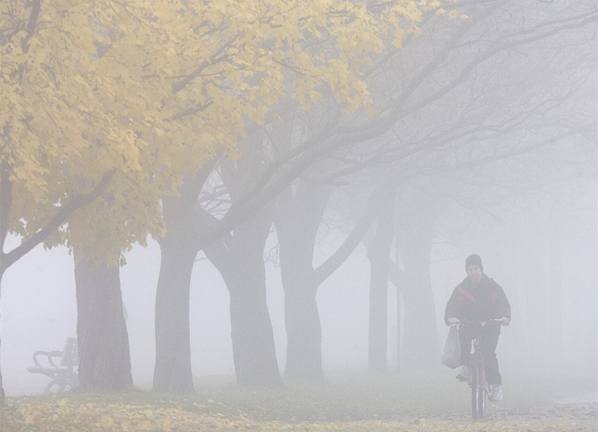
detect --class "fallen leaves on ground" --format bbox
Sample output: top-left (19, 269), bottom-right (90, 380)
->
top-left (0, 397), bottom-right (595, 432)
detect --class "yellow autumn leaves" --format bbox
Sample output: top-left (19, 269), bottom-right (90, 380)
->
top-left (1, 0), bottom-right (443, 263)
top-left (2, 396), bottom-right (593, 432)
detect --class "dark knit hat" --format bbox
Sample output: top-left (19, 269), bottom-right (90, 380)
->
top-left (465, 254), bottom-right (483, 270)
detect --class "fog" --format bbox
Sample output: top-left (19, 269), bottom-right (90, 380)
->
top-left (0, 0), bottom-right (597, 429)
top-left (2, 176), bottom-right (596, 396)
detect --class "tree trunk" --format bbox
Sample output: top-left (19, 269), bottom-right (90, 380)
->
top-left (277, 183), bottom-right (378, 380)
top-left (367, 198), bottom-right (396, 373)
top-left (393, 188), bottom-right (440, 373)
top-left (399, 232), bottom-right (439, 371)
top-left (278, 230), bottom-right (324, 381)
top-left (152, 169), bottom-right (214, 393)
top-left (223, 254), bottom-right (281, 386)
top-left (278, 225), bottom-right (323, 381)
top-left (74, 251), bottom-right (132, 391)
top-left (153, 238), bottom-right (197, 393)
top-left (205, 210), bottom-right (282, 386)
top-left (283, 280), bottom-right (322, 380)
top-left (276, 185), bottom-right (329, 381)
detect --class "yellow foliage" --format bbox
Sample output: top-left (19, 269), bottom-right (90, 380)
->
top-left (1, 0), bottom-right (446, 263)
top-left (0, 397), bottom-right (592, 432)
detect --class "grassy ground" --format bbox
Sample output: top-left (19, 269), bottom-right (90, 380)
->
top-left (1, 373), bottom-right (596, 431)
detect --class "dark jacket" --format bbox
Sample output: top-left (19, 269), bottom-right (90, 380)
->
top-left (444, 274), bottom-right (511, 325)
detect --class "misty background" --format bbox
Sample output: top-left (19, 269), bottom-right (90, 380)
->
top-left (2, 168), bottom-right (595, 396)
top-left (0, 0), bottom-right (596, 408)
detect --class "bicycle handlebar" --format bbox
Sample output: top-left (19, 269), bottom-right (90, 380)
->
top-left (448, 317), bottom-right (510, 326)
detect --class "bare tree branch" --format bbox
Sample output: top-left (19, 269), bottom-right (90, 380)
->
top-left (312, 185), bottom-right (390, 286)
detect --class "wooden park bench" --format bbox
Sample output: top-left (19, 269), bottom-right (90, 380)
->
top-left (27, 337), bottom-right (79, 394)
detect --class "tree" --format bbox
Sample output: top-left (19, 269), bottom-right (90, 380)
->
top-left (200, 133), bottom-right (282, 386)
top-left (365, 189), bottom-right (396, 373)
top-left (0, 0), bottom-right (162, 400)
top-left (151, 0), bottom-right (437, 392)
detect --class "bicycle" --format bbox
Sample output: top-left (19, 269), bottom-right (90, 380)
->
top-left (456, 318), bottom-right (505, 420)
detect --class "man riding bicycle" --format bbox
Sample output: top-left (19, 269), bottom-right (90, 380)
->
top-left (444, 254), bottom-right (511, 401)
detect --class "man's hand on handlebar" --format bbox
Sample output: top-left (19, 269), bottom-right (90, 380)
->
top-left (496, 317), bottom-right (510, 326)
top-left (446, 317), bottom-right (510, 326)
top-left (485, 317), bottom-right (511, 326)
top-left (446, 317), bottom-right (460, 325)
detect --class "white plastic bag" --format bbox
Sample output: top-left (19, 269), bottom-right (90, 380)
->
top-left (441, 325), bottom-right (461, 369)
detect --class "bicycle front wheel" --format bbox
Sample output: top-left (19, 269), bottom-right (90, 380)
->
top-left (470, 365), bottom-right (486, 420)
top-left (471, 367), bottom-right (478, 420)
top-left (477, 383), bottom-right (486, 418)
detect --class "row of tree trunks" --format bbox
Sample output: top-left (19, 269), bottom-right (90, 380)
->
top-left (67, 180), bottom-right (439, 392)
top-left (68, 200), bottom-right (440, 393)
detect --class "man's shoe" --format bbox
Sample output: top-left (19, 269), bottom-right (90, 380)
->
top-left (456, 365), bottom-right (471, 382)
top-left (488, 384), bottom-right (503, 401)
